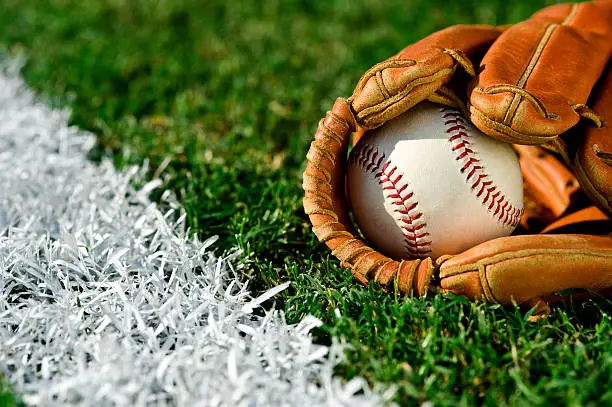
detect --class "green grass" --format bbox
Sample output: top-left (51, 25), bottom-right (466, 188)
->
top-left (0, 377), bottom-right (25, 407)
top-left (1, 0), bottom-right (611, 405)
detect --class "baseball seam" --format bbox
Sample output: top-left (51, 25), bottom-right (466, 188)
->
top-left (352, 144), bottom-right (433, 258)
top-left (440, 106), bottom-right (523, 227)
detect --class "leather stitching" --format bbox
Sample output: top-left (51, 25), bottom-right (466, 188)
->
top-left (443, 48), bottom-right (476, 76)
top-left (516, 24), bottom-right (558, 89)
top-left (507, 2), bottom-right (579, 121)
top-left (499, 23), bottom-right (558, 126)
top-left (562, 2), bottom-right (580, 25)
top-left (338, 245), bottom-right (374, 264)
top-left (355, 59), bottom-right (416, 93)
top-left (571, 104), bottom-right (604, 128)
top-left (318, 119), bottom-right (344, 146)
top-left (484, 4), bottom-right (579, 129)
top-left (470, 104), bottom-right (555, 143)
top-left (375, 70), bottom-right (391, 99)
top-left (311, 141), bottom-right (336, 164)
top-left (319, 230), bottom-right (354, 243)
top-left (351, 143), bottom-right (433, 258)
top-left (356, 255), bottom-right (391, 278)
top-left (476, 85), bottom-right (553, 119)
top-left (441, 107), bottom-right (523, 227)
top-left (356, 68), bottom-right (455, 124)
top-left (503, 93), bottom-right (523, 125)
top-left (478, 264), bottom-right (498, 303)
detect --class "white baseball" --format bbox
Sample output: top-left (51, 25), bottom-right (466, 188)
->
top-left (347, 102), bottom-right (524, 260)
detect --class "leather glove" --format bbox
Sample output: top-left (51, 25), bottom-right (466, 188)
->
top-left (302, 0), bottom-right (612, 318)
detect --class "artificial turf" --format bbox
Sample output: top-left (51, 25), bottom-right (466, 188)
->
top-left (0, 377), bottom-right (24, 407)
top-left (0, 0), bottom-right (610, 405)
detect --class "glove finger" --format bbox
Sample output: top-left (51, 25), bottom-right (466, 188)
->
top-left (541, 206), bottom-right (611, 235)
top-left (350, 25), bottom-right (503, 130)
top-left (573, 58), bottom-right (612, 216)
top-left (469, 1), bottom-right (612, 145)
top-left (515, 144), bottom-right (580, 230)
top-left (437, 234), bottom-right (612, 309)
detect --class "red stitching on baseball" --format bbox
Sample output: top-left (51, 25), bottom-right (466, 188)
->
top-left (440, 107), bottom-right (523, 227)
top-left (351, 144), bottom-right (432, 258)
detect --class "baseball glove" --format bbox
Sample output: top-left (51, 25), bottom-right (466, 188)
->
top-left (302, 0), bottom-right (612, 319)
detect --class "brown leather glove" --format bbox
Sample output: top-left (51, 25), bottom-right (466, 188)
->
top-left (302, 0), bottom-right (612, 318)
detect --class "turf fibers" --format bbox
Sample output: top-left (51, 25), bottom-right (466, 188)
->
top-left (0, 0), bottom-right (610, 405)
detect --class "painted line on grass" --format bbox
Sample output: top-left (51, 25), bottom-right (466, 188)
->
top-left (0, 60), bottom-right (394, 406)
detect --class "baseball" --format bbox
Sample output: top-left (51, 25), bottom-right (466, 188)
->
top-left (347, 102), bottom-right (524, 260)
